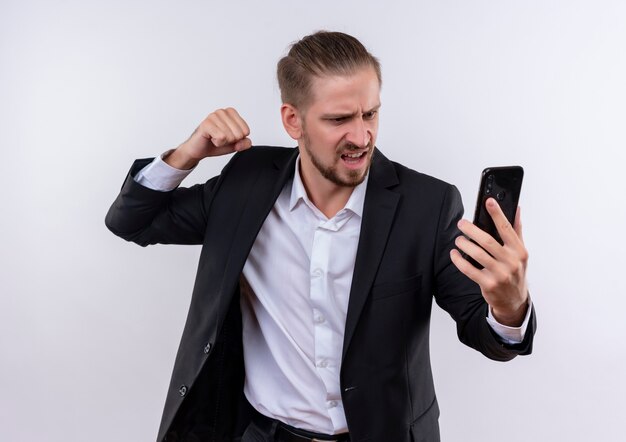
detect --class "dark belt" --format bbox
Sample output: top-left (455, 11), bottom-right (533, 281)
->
top-left (252, 409), bottom-right (350, 442)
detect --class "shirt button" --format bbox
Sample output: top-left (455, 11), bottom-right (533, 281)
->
top-left (318, 360), bottom-right (328, 368)
top-left (314, 315), bottom-right (325, 324)
top-left (203, 342), bottom-right (212, 354)
top-left (312, 268), bottom-right (323, 278)
top-left (328, 400), bottom-right (337, 408)
top-left (178, 385), bottom-right (188, 396)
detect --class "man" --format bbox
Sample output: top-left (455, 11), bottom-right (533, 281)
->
top-left (106, 31), bottom-right (535, 442)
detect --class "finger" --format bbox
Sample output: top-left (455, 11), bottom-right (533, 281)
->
top-left (485, 198), bottom-right (520, 246)
top-left (211, 110), bottom-right (239, 145)
top-left (207, 144), bottom-right (240, 156)
top-left (514, 206), bottom-right (524, 242)
top-left (225, 107), bottom-right (251, 138)
top-left (198, 120), bottom-right (227, 146)
top-left (234, 137), bottom-right (253, 151)
top-left (457, 218), bottom-right (506, 261)
top-left (454, 235), bottom-right (495, 270)
top-left (215, 108), bottom-right (247, 141)
top-left (198, 114), bottom-right (229, 146)
top-left (449, 248), bottom-right (489, 286)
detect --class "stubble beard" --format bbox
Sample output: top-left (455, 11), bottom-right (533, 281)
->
top-left (302, 130), bottom-right (373, 188)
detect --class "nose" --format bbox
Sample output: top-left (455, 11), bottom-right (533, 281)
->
top-left (345, 117), bottom-right (371, 148)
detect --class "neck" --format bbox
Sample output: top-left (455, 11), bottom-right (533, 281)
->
top-left (298, 162), bottom-right (355, 219)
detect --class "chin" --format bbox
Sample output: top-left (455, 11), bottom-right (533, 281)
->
top-left (336, 165), bottom-right (370, 187)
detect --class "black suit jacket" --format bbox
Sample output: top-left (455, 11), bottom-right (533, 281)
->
top-left (105, 146), bottom-right (535, 442)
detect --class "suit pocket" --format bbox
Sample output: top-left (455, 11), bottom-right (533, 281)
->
top-left (410, 396), bottom-right (440, 442)
top-left (371, 274), bottom-right (422, 300)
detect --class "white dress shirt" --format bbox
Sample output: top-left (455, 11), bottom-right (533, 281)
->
top-left (134, 151), bottom-right (532, 434)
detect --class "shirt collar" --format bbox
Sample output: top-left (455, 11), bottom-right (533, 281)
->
top-left (289, 155), bottom-right (369, 219)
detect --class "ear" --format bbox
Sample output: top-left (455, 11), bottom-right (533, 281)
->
top-left (280, 103), bottom-right (303, 140)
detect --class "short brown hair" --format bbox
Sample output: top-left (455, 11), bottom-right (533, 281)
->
top-left (277, 31), bottom-right (382, 110)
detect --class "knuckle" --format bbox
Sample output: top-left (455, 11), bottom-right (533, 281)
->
top-left (519, 248), bottom-right (529, 263)
top-left (484, 280), bottom-right (498, 292)
top-left (484, 236), bottom-right (497, 249)
top-left (499, 221), bottom-right (511, 231)
top-left (501, 273), bottom-right (513, 286)
top-left (212, 135), bottom-right (226, 146)
top-left (200, 121), bottom-right (214, 134)
top-left (515, 262), bottom-right (525, 278)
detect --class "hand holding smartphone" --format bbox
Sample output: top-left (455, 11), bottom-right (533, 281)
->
top-left (466, 166), bottom-right (524, 268)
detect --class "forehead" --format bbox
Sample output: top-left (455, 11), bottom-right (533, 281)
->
top-left (306, 67), bottom-right (381, 112)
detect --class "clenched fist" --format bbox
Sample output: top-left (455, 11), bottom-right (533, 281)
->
top-left (164, 108), bottom-right (252, 169)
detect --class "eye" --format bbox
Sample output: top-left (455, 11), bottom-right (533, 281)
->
top-left (363, 110), bottom-right (378, 120)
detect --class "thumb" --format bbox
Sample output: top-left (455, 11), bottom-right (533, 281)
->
top-left (234, 137), bottom-right (253, 151)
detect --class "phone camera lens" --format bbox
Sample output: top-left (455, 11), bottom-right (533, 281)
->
top-left (496, 191), bottom-right (506, 201)
top-left (485, 188), bottom-right (491, 195)
top-left (487, 175), bottom-right (494, 182)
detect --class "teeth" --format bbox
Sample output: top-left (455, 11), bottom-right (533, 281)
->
top-left (345, 152), bottom-right (364, 158)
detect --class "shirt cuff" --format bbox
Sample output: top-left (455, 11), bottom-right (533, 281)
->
top-left (133, 149), bottom-right (195, 191)
top-left (486, 297), bottom-right (532, 345)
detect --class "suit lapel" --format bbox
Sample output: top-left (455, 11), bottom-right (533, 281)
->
top-left (229, 148), bottom-right (298, 257)
top-left (216, 147), bottom-right (299, 321)
top-left (342, 149), bottom-right (400, 360)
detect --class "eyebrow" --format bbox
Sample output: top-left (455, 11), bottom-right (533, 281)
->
top-left (321, 103), bottom-right (381, 120)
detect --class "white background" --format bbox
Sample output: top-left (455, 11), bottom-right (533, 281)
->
top-left (1, 1), bottom-right (625, 441)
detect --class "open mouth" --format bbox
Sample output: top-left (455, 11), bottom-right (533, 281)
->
top-left (340, 150), bottom-right (367, 166)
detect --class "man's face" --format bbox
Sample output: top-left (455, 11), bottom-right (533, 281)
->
top-left (298, 67), bottom-right (381, 188)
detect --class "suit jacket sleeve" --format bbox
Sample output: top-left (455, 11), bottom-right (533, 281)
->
top-left (432, 185), bottom-right (536, 361)
top-left (104, 156), bottom-right (232, 246)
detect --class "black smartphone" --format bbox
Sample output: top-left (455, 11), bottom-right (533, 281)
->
top-left (466, 166), bottom-right (524, 268)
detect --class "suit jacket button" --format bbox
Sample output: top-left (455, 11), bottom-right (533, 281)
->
top-left (178, 385), bottom-right (188, 396)
top-left (203, 343), bottom-right (212, 354)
